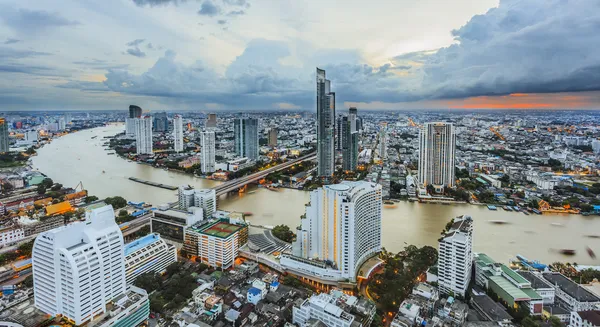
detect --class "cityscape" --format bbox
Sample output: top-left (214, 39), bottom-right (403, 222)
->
top-left (1, 1), bottom-right (600, 327)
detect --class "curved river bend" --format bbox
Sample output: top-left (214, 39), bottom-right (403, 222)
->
top-left (32, 125), bottom-right (600, 265)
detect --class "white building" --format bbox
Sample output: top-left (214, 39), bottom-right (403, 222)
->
top-left (89, 286), bottom-right (150, 327)
top-left (542, 272), bottom-right (600, 312)
top-left (183, 219), bottom-right (247, 269)
top-left (293, 293), bottom-right (355, 327)
top-left (123, 233), bottom-right (177, 285)
top-left (193, 189), bottom-right (217, 219)
top-left (134, 116), bottom-right (153, 155)
top-left (32, 205), bottom-right (127, 325)
top-left (286, 181), bottom-right (382, 282)
top-left (173, 114), bottom-right (184, 153)
top-left (418, 122), bottom-right (456, 192)
top-left (125, 118), bottom-right (136, 136)
top-left (438, 215), bottom-right (473, 298)
top-left (200, 130), bottom-right (216, 174)
top-left (178, 185), bottom-right (195, 211)
top-left (569, 311), bottom-right (600, 327)
top-left (0, 227), bottom-right (24, 247)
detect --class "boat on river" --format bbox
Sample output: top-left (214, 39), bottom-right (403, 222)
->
top-left (559, 249), bottom-right (576, 256)
top-left (487, 205), bottom-right (497, 210)
top-left (488, 220), bottom-right (509, 225)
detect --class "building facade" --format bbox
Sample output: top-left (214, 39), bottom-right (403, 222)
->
top-left (569, 311), bottom-right (600, 327)
top-left (32, 205), bottom-right (127, 325)
top-left (293, 293), bottom-right (356, 327)
top-left (316, 68), bottom-right (336, 177)
top-left (438, 215), bottom-right (472, 298)
top-left (134, 116), bottom-right (153, 155)
top-left (418, 122), bottom-right (456, 192)
top-left (123, 233), bottom-right (177, 285)
top-left (200, 130), bottom-right (216, 174)
top-left (184, 219), bottom-right (248, 269)
top-left (288, 181), bottom-right (382, 282)
top-left (268, 128), bottom-right (278, 147)
top-left (153, 112), bottom-right (168, 132)
top-left (129, 105), bottom-right (142, 119)
top-left (342, 108), bottom-right (359, 171)
top-left (193, 189), bottom-right (217, 219)
top-left (234, 117), bottom-right (259, 160)
top-left (206, 113), bottom-right (217, 129)
top-left (0, 118), bottom-right (9, 153)
top-left (0, 227), bottom-right (24, 247)
top-left (173, 114), bottom-right (184, 153)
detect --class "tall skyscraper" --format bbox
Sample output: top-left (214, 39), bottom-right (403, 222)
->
top-left (200, 130), bottom-right (216, 174)
top-left (379, 127), bottom-right (387, 160)
top-left (32, 206), bottom-right (128, 325)
top-left (316, 68), bottom-right (336, 177)
top-left (268, 128), bottom-right (278, 147)
top-left (154, 112), bottom-right (168, 132)
top-left (129, 105), bottom-right (142, 118)
top-left (288, 181), bottom-right (382, 282)
top-left (336, 116), bottom-right (344, 151)
top-left (418, 122), bottom-right (456, 192)
top-left (438, 215), bottom-right (473, 298)
top-left (173, 115), bottom-right (184, 152)
top-left (342, 107), bottom-right (359, 171)
top-left (234, 117), bottom-right (259, 160)
top-left (134, 116), bottom-right (153, 155)
top-left (0, 118), bottom-right (9, 153)
top-left (206, 113), bottom-right (217, 128)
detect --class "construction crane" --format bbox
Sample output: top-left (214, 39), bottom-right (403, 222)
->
top-left (489, 126), bottom-right (505, 141)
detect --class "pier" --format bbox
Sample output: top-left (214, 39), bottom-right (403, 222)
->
top-left (128, 177), bottom-right (178, 190)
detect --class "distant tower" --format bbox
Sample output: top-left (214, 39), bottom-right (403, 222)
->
top-left (200, 130), bottom-right (216, 174)
top-left (0, 118), bottom-right (9, 153)
top-left (154, 112), bottom-right (168, 132)
top-left (418, 122), bottom-right (456, 192)
top-left (268, 128), bottom-right (278, 147)
top-left (129, 105), bottom-right (142, 118)
top-left (173, 115), bottom-right (184, 152)
top-left (134, 116), bottom-right (153, 155)
top-left (379, 127), bottom-right (387, 160)
top-left (126, 105), bottom-right (142, 136)
top-left (342, 107), bottom-right (359, 171)
top-left (206, 113), bottom-right (217, 129)
top-left (316, 68), bottom-right (335, 177)
top-left (234, 117), bottom-right (259, 160)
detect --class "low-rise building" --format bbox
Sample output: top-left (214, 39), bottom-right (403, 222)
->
top-left (0, 226), bottom-right (24, 246)
top-left (184, 218), bottom-right (248, 269)
top-left (518, 271), bottom-right (555, 304)
top-left (569, 310), bottom-right (600, 327)
top-left (542, 272), bottom-right (600, 312)
top-left (89, 286), bottom-right (150, 327)
top-left (151, 206), bottom-right (204, 245)
top-left (124, 233), bottom-right (177, 285)
top-left (293, 293), bottom-right (356, 327)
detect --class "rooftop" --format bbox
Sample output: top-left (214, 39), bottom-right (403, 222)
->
top-left (518, 271), bottom-right (554, 289)
top-left (194, 219), bottom-right (245, 239)
top-left (471, 293), bottom-right (513, 321)
top-left (542, 272), bottom-right (600, 302)
top-left (124, 233), bottom-right (161, 256)
top-left (489, 275), bottom-right (537, 302)
top-left (576, 311), bottom-right (600, 325)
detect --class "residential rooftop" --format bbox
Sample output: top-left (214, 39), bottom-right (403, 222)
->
top-left (542, 272), bottom-right (600, 302)
top-left (518, 271), bottom-right (554, 289)
top-left (124, 232), bottom-right (161, 256)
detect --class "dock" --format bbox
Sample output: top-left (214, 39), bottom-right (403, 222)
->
top-left (128, 177), bottom-right (178, 190)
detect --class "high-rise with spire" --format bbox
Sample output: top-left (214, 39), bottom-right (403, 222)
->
top-left (316, 68), bottom-right (335, 177)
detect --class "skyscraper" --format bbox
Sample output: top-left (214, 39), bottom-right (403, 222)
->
top-left (154, 112), bottom-right (168, 132)
top-left (316, 68), bottom-right (336, 177)
top-left (206, 113), bottom-right (217, 128)
top-left (32, 205), bottom-right (127, 325)
top-left (134, 116), bottom-right (153, 155)
top-left (287, 181), bottom-right (382, 282)
top-left (234, 117), bottom-right (259, 160)
top-left (418, 122), bottom-right (456, 192)
top-left (173, 115), bottom-right (184, 152)
top-left (0, 118), bottom-right (9, 153)
top-left (268, 128), bottom-right (278, 147)
top-left (342, 107), bottom-right (359, 171)
top-left (200, 130), bottom-right (216, 174)
top-left (438, 215), bottom-right (473, 298)
top-left (129, 105), bottom-right (142, 118)
top-left (336, 116), bottom-right (343, 151)
top-left (379, 127), bottom-right (387, 160)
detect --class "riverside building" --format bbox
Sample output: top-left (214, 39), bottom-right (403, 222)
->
top-left (438, 215), bottom-right (473, 298)
top-left (123, 233), bottom-right (177, 285)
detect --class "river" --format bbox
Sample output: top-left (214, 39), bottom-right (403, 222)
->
top-left (31, 125), bottom-right (600, 265)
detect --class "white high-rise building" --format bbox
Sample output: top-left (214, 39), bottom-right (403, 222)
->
top-left (178, 185), bottom-right (195, 211)
top-left (200, 130), bottom-right (216, 174)
top-left (32, 205), bottom-right (127, 325)
top-left (124, 233), bottom-right (177, 285)
top-left (438, 215), bottom-right (473, 298)
top-left (418, 122), bottom-right (456, 192)
top-left (193, 189), bottom-right (216, 219)
top-left (58, 117), bottom-right (66, 131)
top-left (285, 181), bottom-right (382, 282)
top-left (134, 116), bottom-right (153, 155)
top-left (173, 115), bottom-right (184, 152)
top-left (125, 118), bottom-right (136, 136)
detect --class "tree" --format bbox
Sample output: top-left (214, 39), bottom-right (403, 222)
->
top-left (41, 178), bottom-right (54, 188)
top-left (549, 316), bottom-right (564, 327)
top-left (118, 209), bottom-right (128, 217)
top-left (22, 275), bottom-right (34, 288)
top-left (165, 262), bottom-right (181, 278)
top-left (104, 196), bottom-right (127, 209)
top-left (272, 225), bottom-right (296, 243)
top-left (85, 195), bottom-right (99, 203)
top-left (50, 183), bottom-right (63, 191)
top-left (134, 272), bottom-right (162, 293)
top-left (521, 317), bottom-right (540, 327)
top-left (37, 185), bottom-right (46, 195)
top-left (426, 184), bottom-right (435, 195)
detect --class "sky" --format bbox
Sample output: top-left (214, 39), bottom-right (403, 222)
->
top-left (1, 0), bottom-right (600, 111)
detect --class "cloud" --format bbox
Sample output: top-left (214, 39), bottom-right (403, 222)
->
top-left (198, 1), bottom-right (221, 16)
top-left (223, 0), bottom-right (249, 8)
top-left (227, 10), bottom-right (245, 16)
top-left (72, 59), bottom-right (129, 70)
top-left (132, 0), bottom-right (186, 6)
top-left (126, 47), bottom-right (147, 58)
top-left (4, 38), bottom-right (20, 44)
top-left (217, 20), bottom-right (227, 25)
top-left (57, 80), bottom-right (109, 92)
top-left (126, 39), bottom-right (146, 46)
top-left (0, 7), bottom-right (80, 33)
top-left (147, 43), bottom-right (154, 49)
top-left (0, 47), bottom-right (51, 59)
top-left (274, 102), bottom-right (301, 109)
top-left (0, 63), bottom-right (69, 77)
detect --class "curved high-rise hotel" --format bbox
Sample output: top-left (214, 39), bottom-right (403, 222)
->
top-left (283, 181), bottom-right (382, 283)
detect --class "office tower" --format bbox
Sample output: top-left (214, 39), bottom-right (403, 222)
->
top-left (154, 112), bottom-right (168, 132)
top-left (134, 116), bottom-right (153, 155)
top-left (173, 114), bottom-right (184, 152)
top-left (124, 233), bottom-right (177, 285)
top-left (129, 105), bottom-right (142, 118)
top-left (193, 189), bottom-right (216, 219)
top-left (200, 130), bottom-right (216, 174)
top-left (418, 122), bottom-right (456, 192)
top-left (268, 128), bottom-right (278, 147)
top-left (32, 206), bottom-right (127, 325)
top-left (178, 185), bottom-right (195, 210)
top-left (336, 116), bottom-right (344, 151)
top-left (379, 128), bottom-right (387, 160)
top-left (288, 181), bottom-right (382, 282)
top-left (342, 108), bottom-right (359, 171)
top-left (316, 68), bottom-right (336, 177)
top-left (58, 117), bottom-right (66, 131)
top-left (438, 215), bottom-right (473, 298)
top-left (206, 113), bottom-right (217, 128)
top-left (0, 118), bottom-right (9, 153)
top-left (234, 117), bottom-right (259, 160)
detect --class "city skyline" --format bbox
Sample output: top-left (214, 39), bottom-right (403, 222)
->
top-left (2, 0), bottom-right (600, 111)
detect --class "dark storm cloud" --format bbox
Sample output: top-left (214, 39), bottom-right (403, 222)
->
top-left (126, 39), bottom-right (146, 47)
top-left (217, 19), bottom-right (227, 25)
top-left (132, 0), bottom-right (186, 6)
top-left (0, 7), bottom-right (80, 33)
top-left (126, 47), bottom-right (147, 58)
top-left (198, 1), bottom-right (221, 16)
top-left (4, 38), bottom-right (20, 44)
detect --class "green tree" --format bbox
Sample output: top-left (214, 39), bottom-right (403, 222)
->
top-left (85, 195), bottom-right (99, 203)
top-left (104, 196), bottom-right (127, 209)
top-left (22, 275), bottom-right (34, 288)
top-left (272, 225), bottom-right (296, 243)
top-left (133, 272), bottom-right (162, 293)
top-left (549, 316), bottom-right (564, 327)
top-left (521, 317), bottom-right (540, 327)
top-left (118, 209), bottom-right (128, 217)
